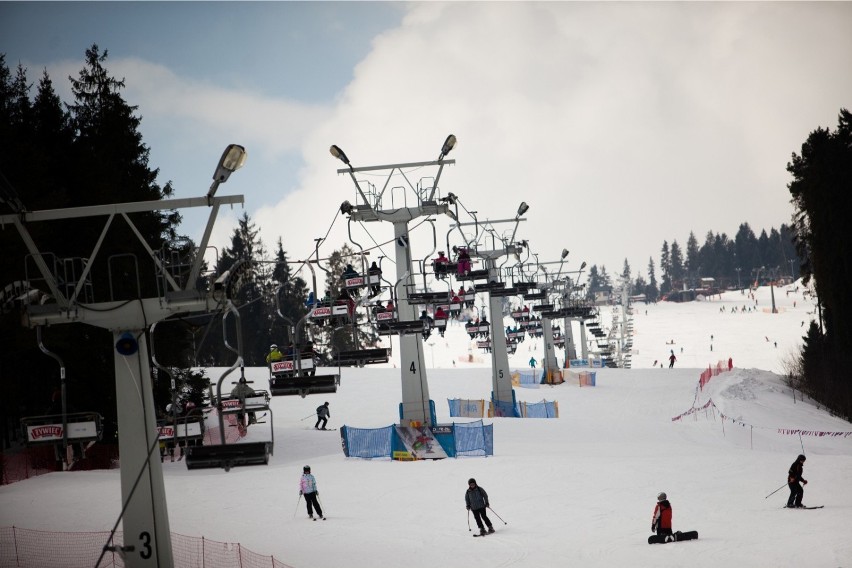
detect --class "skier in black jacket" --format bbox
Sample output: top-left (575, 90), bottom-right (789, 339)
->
top-left (787, 454), bottom-right (808, 508)
top-left (465, 478), bottom-right (494, 536)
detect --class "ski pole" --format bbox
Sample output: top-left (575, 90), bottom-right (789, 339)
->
top-left (467, 509), bottom-right (471, 531)
top-left (300, 413), bottom-right (317, 421)
top-left (488, 506), bottom-right (508, 525)
top-left (293, 494), bottom-right (302, 518)
top-left (765, 483), bottom-right (787, 499)
top-left (317, 494), bottom-right (327, 517)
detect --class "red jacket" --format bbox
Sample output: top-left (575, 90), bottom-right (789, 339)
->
top-left (652, 500), bottom-right (672, 530)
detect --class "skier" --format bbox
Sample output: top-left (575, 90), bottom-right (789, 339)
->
top-left (299, 465), bottom-right (325, 520)
top-left (786, 454), bottom-right (808, 508)
top-left (465, 478), bottom-right (494, 536)
top-left (668, 353), bottom-right (677, 368)
top-left (315, 401), bottom-right (330, 430)
top-left (651, 492), bottom-right (673, 537)
top-left (529, 357), bottom-right (537, 369)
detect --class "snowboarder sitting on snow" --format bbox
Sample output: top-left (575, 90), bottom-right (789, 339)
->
top-left (315, 401), bottom-right (330, 430)
top-left (787, 454), bottom-right (808, 508)
top-left (465, 478), bottom-right (495, 536)
top-left (299, 465), bottom-right (324, 520)
top-left (652, 492), bottom-right (673, 537)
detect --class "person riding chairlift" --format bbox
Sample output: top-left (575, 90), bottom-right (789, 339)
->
top-left (456, 248), bottom-right (471, 277)
top-left (434, 306), bottom-right (448, 337)
top-left (368, 261), bottom-right (382, 296)
top-left (434, 251), bottom-right (450, 278)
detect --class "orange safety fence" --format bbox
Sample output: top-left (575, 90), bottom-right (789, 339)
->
top-left (0, 526), bottom-right (295, 568)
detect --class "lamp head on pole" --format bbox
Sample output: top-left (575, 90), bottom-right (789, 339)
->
top-left (561, 248), bottom-right (569, 260)
top-left (208, 144), bottom-right (247, 199)
top-left (517, 201), bottom-right (529, 217)
top-left (330, 144), bottom-right (352, 168)
top-left (439, 134), bottom-right (457, 160)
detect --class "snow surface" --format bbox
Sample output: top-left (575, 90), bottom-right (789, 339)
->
top-left (3, 282), bottom-right (852, 568)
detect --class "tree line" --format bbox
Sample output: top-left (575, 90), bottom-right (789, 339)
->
top-left (0, 48), bottom-right (368, 450)
top-left (583, 222), bottom-right (800, 303)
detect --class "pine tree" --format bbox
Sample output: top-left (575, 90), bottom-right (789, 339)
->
top-left (0, 46), bottom-right (185, 440)
top-left (270, 237), bottom-right (309, 346)
top-left (646, 257), bottom-right (659, 302)
top-left (620, 259), bottom-right (632, 295)
top-left (669, 241), bottom-right (684, 288)
top-left (685, 231), bottom-right (700, 280)
top-left (788, 108), bottom-right (852, 419)
top-left (659, 241), bottom-right (671, 295)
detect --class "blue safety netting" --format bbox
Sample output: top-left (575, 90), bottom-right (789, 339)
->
top-left (340, 425), bottom-right (393, 459)
top-left (340, 422), bottom-right (493, 459)
top-left (491, 398), bottom-right (520, 418)
top-left (516, 370), bottom-right (543, 385)
top-left (521, 400), bottom-right (558, 418)
top-left (454, 420), bottom-right (494, 457)
top-left (448, 398), bottom-right (485, 418)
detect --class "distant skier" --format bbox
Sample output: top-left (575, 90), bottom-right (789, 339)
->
top-left (315, 402), bottom-right (330, 430)
top-left (668, 353), bottom-right (677, 368)
top-left (728, 357), bottom-right (733, 371)
top-left (299, 465), bottom-right (324, 520)
top-left (786, 454), bottom-right (808, 508)
top-left (529, 357), bottom-right (537, 369)
top-left (465, 478), bottom-right (494, 536)
top-left (651, 492), bottom-right (673, 537)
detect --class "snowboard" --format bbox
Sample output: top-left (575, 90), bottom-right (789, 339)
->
top-left (785, 505), bottom-right (823, 509)
top-left (648, 530), bottom-right (698, 544)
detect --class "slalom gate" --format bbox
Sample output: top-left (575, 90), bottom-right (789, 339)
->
top-left (340, 420), bottom-right (494, 459)
top-left (0, 526), bottom-right (294, 568)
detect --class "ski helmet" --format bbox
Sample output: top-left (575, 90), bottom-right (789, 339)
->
top-left (798, 454), bottom-right (806, 461)
top-left (270, 344), bottom-right (278, 350)
top-left (303, 465), bottom-right (311, 473)
top-left (657, 492), bottom-right (667, 501)
top-left (468, 478), bottom-right (476, 485)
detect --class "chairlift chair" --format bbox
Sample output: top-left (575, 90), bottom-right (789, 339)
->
top-left (184, 304), bottom-right (274, 471)
top-left (20, 412), bottom-right (103, 464)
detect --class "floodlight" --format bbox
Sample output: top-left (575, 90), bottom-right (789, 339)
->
top-left (561, 249), bottom-right (569, 260)
top-left (517, 202), bottom-right (529, 217)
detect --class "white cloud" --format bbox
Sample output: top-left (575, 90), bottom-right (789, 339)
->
top-left (112, 58), bottom-right (331, 161)
top-left (33, 2), bottom-right (852, 288)
top-left (247, 1), bottom-right (852, 286)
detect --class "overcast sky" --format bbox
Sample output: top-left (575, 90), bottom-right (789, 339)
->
top-left (3, 2), bottom-right (851, 282)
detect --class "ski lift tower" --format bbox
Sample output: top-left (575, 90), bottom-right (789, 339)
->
top-left (0, 145), bottom-right (247, 567)
top-left (330, 135), bottom-right (457, 427)
top-left (451, 205), bottom-right (528, 411)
